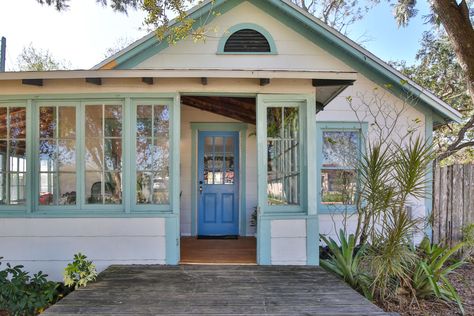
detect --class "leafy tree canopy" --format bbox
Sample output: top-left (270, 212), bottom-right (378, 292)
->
top-left (16, 44), bottom-right (70, 71)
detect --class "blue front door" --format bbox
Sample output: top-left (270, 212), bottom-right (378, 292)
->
top-left (198, 131), bottom-right (239, 236)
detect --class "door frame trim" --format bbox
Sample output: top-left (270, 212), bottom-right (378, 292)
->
top-left (190, 122), bottom-right (248, 236)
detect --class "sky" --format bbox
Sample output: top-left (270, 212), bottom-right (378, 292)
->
top-left (0, 0), bottom-right (432, 70)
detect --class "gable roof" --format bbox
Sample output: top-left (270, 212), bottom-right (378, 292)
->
top-left (93, 0), bottom-right (462, 124)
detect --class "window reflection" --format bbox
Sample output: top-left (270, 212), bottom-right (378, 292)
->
top-left (39, 106), bottom-right (76, 205)
top-left (203, 136), bottom-right (235, 185)
top-left (267, 106), bottom-right (300, 205)
top-left (85, 104), bottom-right (122, 204)
top-left (0, 106), bottom-right (27, 205)
top-left (136, 105), bottom-right (169, 205)
top-left (320, 130), bottom-right (360, 205)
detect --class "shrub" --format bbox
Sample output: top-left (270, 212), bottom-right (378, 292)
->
top-left (0, 258), bottom-right (58, 316)
top-left (462, 223), bottom-right (474, 260)
top-left (63, 253), bottom-right (97, 289)
top-left (412, 237), bottom-right (465, 314)
top-left (320, 230), bottom-right (372, 299)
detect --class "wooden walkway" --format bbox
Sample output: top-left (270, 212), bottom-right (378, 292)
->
top-left (44, 265), bottom-right (390, 315)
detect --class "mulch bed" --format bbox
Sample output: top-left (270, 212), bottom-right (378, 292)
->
top-left (381, 262), bottom-right (474, 316)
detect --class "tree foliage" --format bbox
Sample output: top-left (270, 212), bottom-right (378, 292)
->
top-left (393, 32), bottom-right (474, 165)
top-left (17, 44), bottom-right (70, 71)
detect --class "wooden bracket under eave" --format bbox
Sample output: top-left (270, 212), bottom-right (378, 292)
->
top-left (142, 77), bottom-right (154, 85)
top-left (86, 77), bottom-right (102, 85)
top-left (260, 78), bottom-right (270, 86)
top-left (201, 77), bottom-right (208, 85)
top-left (22, 79), bottom-right (43, 86)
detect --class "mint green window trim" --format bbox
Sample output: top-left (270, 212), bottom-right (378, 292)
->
top-left (316, 121), bottom-right (368, 214)
top-left (32, 100), bottom-right (80, 213)
top-left (190, 122), bottom-right (248, 236)
top-left (257, 94), bottom-right (314, 215)
top-left (217, 23), bottom-right (278, 55)
top-left (0, 101), bottom-right (30, 214)
top-left (131, 98), bottom-right (175, 213)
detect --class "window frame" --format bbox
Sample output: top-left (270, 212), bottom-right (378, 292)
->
top-left (257, 96), bottom-right (309, 215)
top-left (0, 102), bottom-right (30, 213)
top-left (217, 23), bottom-right (278, 55)
top-left (316, 122), bottom-right (367, 214)
top-left (131, 99), bottom-right (174, 213)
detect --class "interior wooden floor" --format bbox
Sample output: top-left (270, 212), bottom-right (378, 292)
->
top-left (180, 237), bottom-right (257, 264)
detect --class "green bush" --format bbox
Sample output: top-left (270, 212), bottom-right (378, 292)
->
top-left (63, 253), bottom-right (97, 289)
top-left (320, 230), bottom-right (372, 299)
top-left (0, 258), bottom-right (58, 316)
top-left (412, 237), bottom-right (465, 314)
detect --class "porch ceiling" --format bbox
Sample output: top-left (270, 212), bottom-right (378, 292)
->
top-left (182, 96), bottom-right (256, 124)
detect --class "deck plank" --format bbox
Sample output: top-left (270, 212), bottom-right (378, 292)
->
top-left (44, 265), bottom-right (392, 315)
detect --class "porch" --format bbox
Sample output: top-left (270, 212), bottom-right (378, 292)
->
top-left (43, 265), bottom-right (389, 315)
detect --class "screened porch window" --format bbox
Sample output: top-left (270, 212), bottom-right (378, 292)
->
top-left (135, 104), bottom-right (170, 205)
top-left (39, 106), bottom-right (76, 205)
top-left (320, 128), bottom-right (361, 207)
top-left (85, 104), bottom-right (123, 205)
top-left (0, 106), bottom-right (26, 205)
top-left (267, 106), bottom-right (300, 205)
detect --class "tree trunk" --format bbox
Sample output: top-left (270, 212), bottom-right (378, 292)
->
top-left (431, 0), bottom-right (474, 160)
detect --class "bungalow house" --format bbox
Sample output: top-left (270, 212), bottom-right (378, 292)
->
top-left (0, 0), bottom-right (462, 280)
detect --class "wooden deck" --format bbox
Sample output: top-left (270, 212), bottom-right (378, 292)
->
top-left (180, 237), bottom-right (256, 264)
top-left (44, 265), bottom-right (391, 315)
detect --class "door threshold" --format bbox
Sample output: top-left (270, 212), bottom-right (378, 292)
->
top-left (180, 262), bottom-right (257, 266)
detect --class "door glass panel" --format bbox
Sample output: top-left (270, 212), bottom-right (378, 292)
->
top-left (213, 137), bottom-right (224, 185)
top-left (225, 137), bottom-right (234, 184)
top-left (203, 136), bottom-right (213, 184)
top-left (267, 106), bottom-right (300, 205)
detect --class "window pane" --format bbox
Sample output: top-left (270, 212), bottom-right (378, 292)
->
top-left (39, 173), bottom-right (56, 205)
top-left (39, 106), bottom-right (77, 206)
top-left (39, 140), bottom-right (57, 172)
top-left (0, 106), bottom-right (27, 205)
top-left (10, 108), bottom-right (26, 139)
top-left (213, 137), bottom-right (224, 185)
top-left (85, 105), bottom-right (103, 138)
top-left (104, 172), bottom-right (122, 204)
top-left (58, 140), bottom-right (76, 172)
top-left (137, 106), bottom-right (152, 137)
top-left (104, 105), bottom-right (122, 137)
top-left (104, 139), bottom-right (122, 171)
top-left (39, 107), bottom-right (56, 138)
top-left (322, 131), bottom-right (359, 168)
top-left (58, 173), bottom-right (76, 205)
top-left (321, 169), bottom-right (357, 205)
top-left (203, 136), bottom-right (213, 185)
top-left (85, 104), bottom-right (123, 205)
top-left (0, 107), bottom-right (6, 138)
top-left (225, 137), bottom-right (234, 184)
top-left (267, 106), bottom-right (300, 205)
top-left (85, 138), bottom-right (103, 171)
top-left (135, 104), bottom-right (169, 205)
top-left (59, 107), bottom-right (76, 138)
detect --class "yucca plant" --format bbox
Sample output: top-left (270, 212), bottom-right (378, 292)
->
top-left (412, 237), bottom-right (465, 314)
top-left (320, 229), bottom-right (372, 299)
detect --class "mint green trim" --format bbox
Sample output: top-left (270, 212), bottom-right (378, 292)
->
top-left (306, 216), bottom-right (319, 265)
top-left (316, 121), bottom-right (368, 214)
top-left (0, 102), bottom-right (30, 213)
top-left (257, 216), bottom-right (271, 264)
top-left (166, 215), bottom-right (180, 264)
top-left (256, 94), bottom-right (312, 215)
top-left (130, 98), bottom-right (175, 212)
top-left (217, 23), bottom-right (277, 55)
top-left (424, 113), bottom-right (433, 239)
top-left (0, 93), bottom-right (180, 218)
top-left (190, 122), bottom-right (248, 236)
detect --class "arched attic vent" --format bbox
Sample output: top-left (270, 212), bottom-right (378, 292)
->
top-left (218, 23), bottom-right (277, 54)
